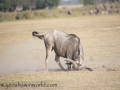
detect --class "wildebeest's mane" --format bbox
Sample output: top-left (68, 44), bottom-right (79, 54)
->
top-left (65, 33), bottom-right (80, 60)
top-left (67, 34), bottom-right (80, 45)
top-left (68, 34), bottom-right (77, 37)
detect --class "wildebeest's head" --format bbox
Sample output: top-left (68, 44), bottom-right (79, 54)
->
top-left (65, 59), bottom-right (82, 70)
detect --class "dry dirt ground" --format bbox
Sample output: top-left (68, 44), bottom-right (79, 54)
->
top-left (0, 15), bottom-right (120, 90)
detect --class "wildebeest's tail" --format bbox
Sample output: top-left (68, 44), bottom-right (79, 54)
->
top-left (32, 31), bottom-right (44, 39)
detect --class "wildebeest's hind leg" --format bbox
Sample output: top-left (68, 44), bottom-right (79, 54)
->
top-left (55, 54), bottom-right (66, 71)
top-left (45, 44), bottom-right (52, 71)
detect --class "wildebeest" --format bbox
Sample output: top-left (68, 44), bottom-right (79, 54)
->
top-left (88, 10), bottom-right (95, 15)
top-left (67, 10), bottom-right (72, 15)
top-left (101, 10), bottom-right (108, 15)
top-left (32, 30), bottom-right (92, 71)
top-left (82, 10), bottom-right (86, 15)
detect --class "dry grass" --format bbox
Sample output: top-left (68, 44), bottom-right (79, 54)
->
top-left (0, 71), bottom-right (120, 90)
top-left (0, 15), bottom-right (120, 90)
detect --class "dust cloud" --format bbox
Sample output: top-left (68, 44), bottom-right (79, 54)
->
top-left (0, 39), bottom-right (66, 74)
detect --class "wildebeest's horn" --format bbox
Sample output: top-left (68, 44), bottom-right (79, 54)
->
top-left (65, 59), bottom-right (78, 70)
top-left (79, 66), bottom-right (93, 71)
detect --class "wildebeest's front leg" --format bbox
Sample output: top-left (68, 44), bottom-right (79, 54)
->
top-left (66, 62), bottom-right (72, 71)
top-left (55, 54), bottom-right (66, 71)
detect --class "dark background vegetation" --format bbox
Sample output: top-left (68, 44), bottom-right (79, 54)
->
top-left (0, 0), bottom-right (120, 12)
top-left (0, 0), bottom-right (120, 21)
top-left (0, 0), bottom-right (60, 12)
top-left (83, 0), bottom-right (120, 5)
